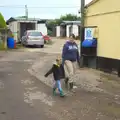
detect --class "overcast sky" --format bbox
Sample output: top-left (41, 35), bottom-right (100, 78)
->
top-left (0, 0), bottom-right (92, 20)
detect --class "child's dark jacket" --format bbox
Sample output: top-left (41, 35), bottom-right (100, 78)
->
top-left (45, 63), bottom-right (65, 81)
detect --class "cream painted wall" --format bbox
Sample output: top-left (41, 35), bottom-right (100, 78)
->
top-left (85, 0), bottom-right (120, 60)
top-left (86, 0), bottom-right (120, 17)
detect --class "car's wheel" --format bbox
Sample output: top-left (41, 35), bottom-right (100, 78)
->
top-left (41, 45), bottom-right (44, 48)
top-left (21, 42), bottom-right (24, 46)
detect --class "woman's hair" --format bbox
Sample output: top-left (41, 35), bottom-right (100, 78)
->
top-left (56, 56), bottom-right (61, 61)
top-left (69, 34), bottom-right (75, 39)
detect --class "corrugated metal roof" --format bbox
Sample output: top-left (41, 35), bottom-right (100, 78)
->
top-left (60, 21), bottom-right (81, 26)
top-left (63, 21), bottom-right (81, 23)
top-left (14, 17), bottom-right (41, 21)
top-left (6, 17), bottom-right (52, 24)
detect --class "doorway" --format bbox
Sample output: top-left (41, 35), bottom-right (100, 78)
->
top-left (20, 22), bottom-right (35, 38)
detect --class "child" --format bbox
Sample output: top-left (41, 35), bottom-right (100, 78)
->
top-left (44, 57), bottom-right (65, 97)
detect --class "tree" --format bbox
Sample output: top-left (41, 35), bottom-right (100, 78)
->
top-left (17, 16), bottom-right (26, 18)
top-left (46, 14), bottom-right (81, 36)
top-left (46, 19), bottom-right (62, 29)
top-left (60, 14), bottom-right (80, 21)
top-left (46, 20), bottom-right (56, 31)
top-left (46, 14), bottom-right (80, 27)
top-left (54, 19), bottom-right (62, 25)
top-left (54, 14), bottom-right (80, 25)
top-left (0, 13), bottom-right (7, 28)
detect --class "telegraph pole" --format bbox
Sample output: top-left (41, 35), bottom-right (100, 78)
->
top-left (80, 0), bottom-right (85, 67)
top-left (80, 0), bottom-right (85, 50)
top-left (25, 5), bottom-right (28, 20)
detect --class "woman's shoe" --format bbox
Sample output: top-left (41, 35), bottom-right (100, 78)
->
top-left (64, 78), bottom-right (69, 89)
top-left (69, 82), bottom-right (73, 90)
top-left (69, 82), bottom-right (75, 93)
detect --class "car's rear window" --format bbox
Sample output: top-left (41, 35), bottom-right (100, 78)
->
top-left (28, 32), bottom-right (42, 36)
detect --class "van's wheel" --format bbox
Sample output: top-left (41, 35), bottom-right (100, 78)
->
top-left (41, 45), bottom-right (44, 48)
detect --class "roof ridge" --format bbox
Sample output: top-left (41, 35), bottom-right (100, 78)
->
top-left (85, 0), bottom-right (99, 8)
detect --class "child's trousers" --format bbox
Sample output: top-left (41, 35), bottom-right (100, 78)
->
top-left (53, 80), bottom-right (62, 92)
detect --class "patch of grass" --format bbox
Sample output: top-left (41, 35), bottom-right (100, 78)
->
top-left (0, 41), bottom-right (24, 51)
top-left (0, 41), bottom-right (7, 51)
top-left (15, 44), bottom-right (24, 49)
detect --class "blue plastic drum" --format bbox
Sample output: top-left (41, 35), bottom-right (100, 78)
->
top-left (7, 37), bottom-right (14, 49)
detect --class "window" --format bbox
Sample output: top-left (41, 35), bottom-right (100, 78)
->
top-left (28, 32), bottom-right (42, 36)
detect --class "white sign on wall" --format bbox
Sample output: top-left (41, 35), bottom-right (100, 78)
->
top-left (84, 28), bottom-right (95, 40)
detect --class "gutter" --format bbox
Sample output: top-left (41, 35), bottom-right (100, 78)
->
top-left (86, 10), bottom-right (120, 17)
top-left (85, 0), bottom-right (100, 8)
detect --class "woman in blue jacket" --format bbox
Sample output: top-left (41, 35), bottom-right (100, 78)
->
top-left (62, 34), bottom-right (80, 91)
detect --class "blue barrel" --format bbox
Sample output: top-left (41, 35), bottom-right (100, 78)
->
top-left (7, 37), bottom-right (14, 49)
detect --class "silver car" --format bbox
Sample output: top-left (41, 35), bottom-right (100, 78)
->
top-left (21, 30), bottom-right (44, 48)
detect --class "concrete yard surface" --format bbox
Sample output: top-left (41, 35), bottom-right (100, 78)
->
top-left (0, 38), bottom-right (120, 120)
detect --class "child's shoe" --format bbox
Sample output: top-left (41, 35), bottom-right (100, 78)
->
top-left (59, 90), bottom-right (65, 97)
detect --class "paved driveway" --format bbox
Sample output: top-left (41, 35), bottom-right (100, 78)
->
top-left (0, 38), bottom-right (120, 120)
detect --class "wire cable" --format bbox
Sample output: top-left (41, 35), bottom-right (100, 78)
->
top-left (0, 5), bottom-right (80, 9)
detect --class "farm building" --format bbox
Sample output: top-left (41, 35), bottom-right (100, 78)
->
top-left (6, 17), bottom-right (48, 43)
top-left (81, 0), bottom-right (120, 76)
top-left (56, 21), bottom-right (81, 38)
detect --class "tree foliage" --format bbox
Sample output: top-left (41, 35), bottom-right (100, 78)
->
top-left (47, 14), bottom-right (80, 26)
top-left (46, 20), bottom-right (56, 31)
top-left (46, 14), bottom-right (80, 36)
top-left (0, 13), bottom-right (7, 28)
top-left (46, 14), bottom-right (80, 28)
top-left (17, 16), bottom-right (27, 18)
top-left (60, 14), bottom-right (80, 21)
